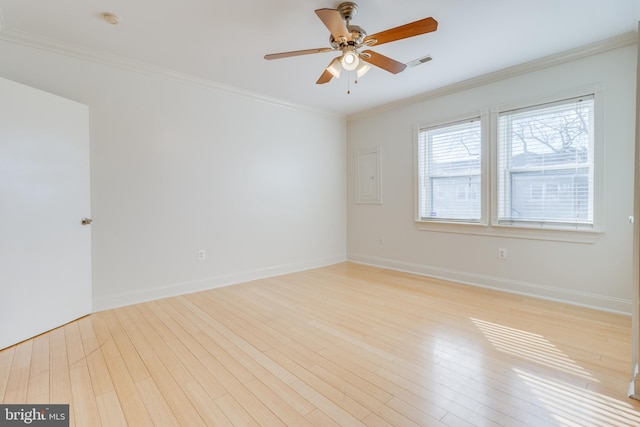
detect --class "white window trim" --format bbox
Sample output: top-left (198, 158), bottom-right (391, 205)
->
top-left (490, 84), bottom-right (605, 234)
top-left (414, 84), bottom-right (605, 244)
top-left (413, 109), bottom-right (490, 227)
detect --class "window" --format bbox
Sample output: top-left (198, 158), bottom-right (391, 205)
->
top-left (417, 118), bottom-right (482, 222)
top-left (415, 91), bottom-right (600, 239)
top-left (497, 95), bottom-right (594, 228)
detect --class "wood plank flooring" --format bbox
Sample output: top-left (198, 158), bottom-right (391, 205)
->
top-left (2, 262), bottom-right (640, 426)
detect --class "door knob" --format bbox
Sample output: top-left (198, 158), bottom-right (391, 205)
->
top-left (81, 218), bottom-right (93, 225)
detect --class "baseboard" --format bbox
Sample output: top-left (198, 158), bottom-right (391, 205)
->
top-left (93, 254), bottom-right (347, 312)
top-left (348, 253), bottom-right (632, 315)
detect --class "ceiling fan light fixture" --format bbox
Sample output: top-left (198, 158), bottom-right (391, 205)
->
top-left (340, 47), bottom-right (359, 71)
top-left (356, 62), bottom-right (371, 78)
top-left (327, 58), bottom-right (342, 78)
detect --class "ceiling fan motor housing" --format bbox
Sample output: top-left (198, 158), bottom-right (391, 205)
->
top-left (337, 2), bottom-right (359, 22)
top-left (330, 25), bottom-right (366, 48)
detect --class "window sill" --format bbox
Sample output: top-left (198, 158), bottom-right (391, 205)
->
top-left (415, 220), bottom-right (603, 244)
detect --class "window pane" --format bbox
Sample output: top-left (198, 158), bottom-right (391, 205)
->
top-left (497, 96), bottom-right (594, 226)
top-left (430, 175), bottom-right (481, 220)
top-left (510, 169), bottom-right (590, 222)
top-left (418, 119), bottom-right (482, 222)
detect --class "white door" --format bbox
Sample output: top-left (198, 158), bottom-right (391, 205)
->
top-left (0, 77), bottom-right (92, 350)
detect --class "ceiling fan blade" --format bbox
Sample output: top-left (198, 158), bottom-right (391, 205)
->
top-left (361, 50), bottom-right (407, 74)
top-left (364, 17), bottom-right (438, 46)
top-left (315, 8), bottom-right (352, 42)
top-left (316, 69), bottom-right (334, 85)
top-left (265, 47), bottom-right (333, 60)
top-left (316, 57), bottom-right (341, 84)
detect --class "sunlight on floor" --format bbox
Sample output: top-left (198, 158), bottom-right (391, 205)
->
top-left (514, 368), bottom-right (640, 427)
top-left (471, 317), bottom-right (597, 381)
top-left (471, 317), bottom-right (640, 426)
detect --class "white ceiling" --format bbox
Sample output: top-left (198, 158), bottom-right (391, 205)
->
top-left (0, 0), bottom-right (639, 116)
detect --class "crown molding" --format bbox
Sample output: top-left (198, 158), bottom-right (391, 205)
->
top-left (0, 28), bottom-right (344, 120)
top-left (1, 24), bottom-right (634, 122)
top-left (348, 32), bottom-right (638, 122)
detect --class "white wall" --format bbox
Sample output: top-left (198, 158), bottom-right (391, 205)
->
top-left (347, 42), bottom-right (637, 313)
top-left (0, 39), bottom-right (347, 310)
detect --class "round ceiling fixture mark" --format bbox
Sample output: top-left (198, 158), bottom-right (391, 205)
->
top-left (102, 13), bottom-right (120, 25)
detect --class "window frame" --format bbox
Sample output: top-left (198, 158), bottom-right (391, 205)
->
top-left (495, 94), bottom-right (596, 229)
top-left (414, 110), bottom-right (491, 229)
top-left (414, 86), bottom-right (604, 243)
top-left (416, 114), bottom-right (487, 224)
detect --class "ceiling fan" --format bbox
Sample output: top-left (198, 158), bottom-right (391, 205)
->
top-left (264, 2), bottom-right (438, 85)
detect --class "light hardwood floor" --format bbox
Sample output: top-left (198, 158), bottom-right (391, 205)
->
top-left (2, 262), bottom-right (640, 426)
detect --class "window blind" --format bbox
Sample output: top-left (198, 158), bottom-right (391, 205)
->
top-left (497, 95), bottom-right (594, 227)
top-left (417, 118), bottom-right (482, 222)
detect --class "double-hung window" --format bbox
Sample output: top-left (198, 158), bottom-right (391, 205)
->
top-left (497, 95), bottom-right (595, 228)
top-left (417, 118), bottom-right (482, 223)
top-left (416, 92), bottom-right (598, 236)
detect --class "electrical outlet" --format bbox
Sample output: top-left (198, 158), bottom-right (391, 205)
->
top-left (378, 236), bottom-right (384, 245)
top-left (498, 248), bottom-right (507, 260)
top-left (198, 249), bottom-right (206, 260)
